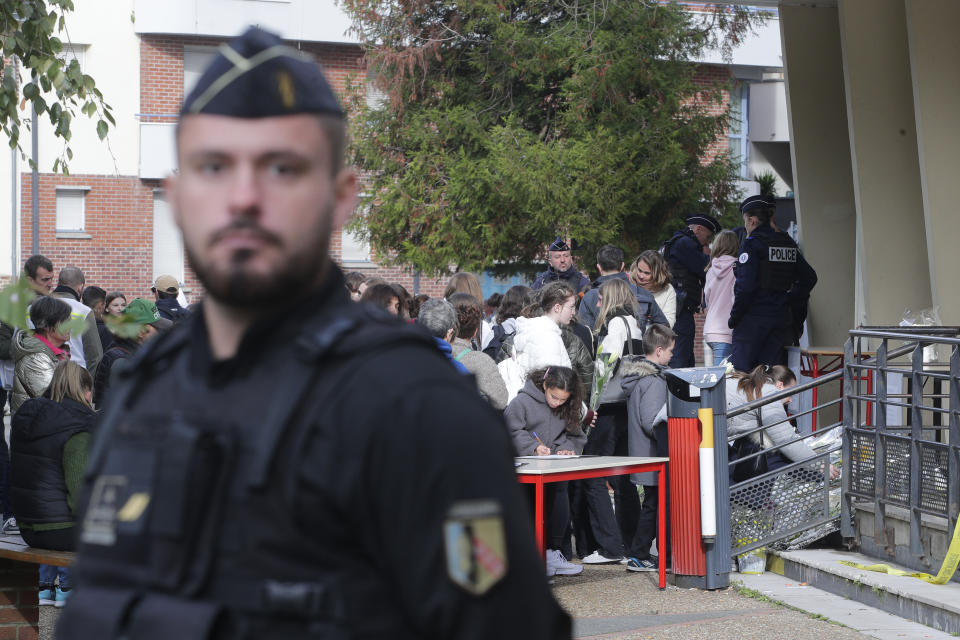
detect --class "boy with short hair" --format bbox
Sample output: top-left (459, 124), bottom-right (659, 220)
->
top-left (620, 323), bottom-right (675, 571)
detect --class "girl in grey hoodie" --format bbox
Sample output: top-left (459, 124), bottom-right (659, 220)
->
top-left (504, 367), bottom-right (587, 576)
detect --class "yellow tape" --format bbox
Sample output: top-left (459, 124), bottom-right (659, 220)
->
top-left (839, 513), bottom-right (960, 585)
top-left (698, 408), bottom-right (714, 448)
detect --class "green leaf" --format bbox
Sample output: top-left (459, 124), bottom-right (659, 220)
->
top-left (0, 279), bottom-right (36, 330)
top-left (58, 316), bottom-right (88, 339)
top-left (96, 119), bottom-right (108, 140)
top-left (103, 314), bottom-right (145, 339)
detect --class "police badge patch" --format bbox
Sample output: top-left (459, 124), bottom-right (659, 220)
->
top-left (443, 500), bottom-right (507, 595)
top-left (739, 253), bottom-right (749, 264)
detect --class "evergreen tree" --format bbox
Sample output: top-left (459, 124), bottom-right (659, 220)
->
top-left (341, 0), bottom-right (761, 276)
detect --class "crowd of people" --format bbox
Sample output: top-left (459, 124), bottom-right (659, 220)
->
top-left (0, 256), bottom-right (192, 607)
top-left (0, 197), bottom-right (820, 604)
top-left (333, 194), bottom-right (818, 576)
top-left (0, 25), bottom-right (827, 634)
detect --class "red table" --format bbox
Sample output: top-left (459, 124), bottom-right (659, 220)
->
top-left (516, 456), bottom-right (668, 589)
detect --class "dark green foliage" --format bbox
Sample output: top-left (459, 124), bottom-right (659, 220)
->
top-left (341, 0), bottom-right (760, 276)
top-left (0, 0), bottom-right (114, 172)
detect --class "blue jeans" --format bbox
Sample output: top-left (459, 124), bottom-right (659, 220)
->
top-left (39, 565), bottom-right (70, 590)
top-left (708, 342), bottom-right (732, 365)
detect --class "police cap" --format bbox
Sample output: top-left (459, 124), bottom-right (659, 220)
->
top-left (684, 214), bottom-right (721, 234)
top-left (548, 237), bottom-right (570, 252)
top-left (181, 26), bottom-right (344, 119)
top-left (740, 194), bottom-right (776, 215)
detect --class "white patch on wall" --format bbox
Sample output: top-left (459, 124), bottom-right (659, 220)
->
top-left (55, 189), bottom-right (87, 232)
top-left (183, 47), bottom-right (219, 98)
top-left (152, 191), bottom-right (184, 283)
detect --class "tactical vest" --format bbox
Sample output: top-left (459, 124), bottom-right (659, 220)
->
top-left (59, 305), bottom-right (437, 640)
top-left (757, 232), bottom-right (800, 292)
top-left (661, 229), bottom-right (703, 312)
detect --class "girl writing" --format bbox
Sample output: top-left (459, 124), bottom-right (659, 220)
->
top-left (504, 367), bottom-right (589, 577)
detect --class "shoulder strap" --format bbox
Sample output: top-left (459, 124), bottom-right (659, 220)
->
top-left (454, 348), bottom-right (472, 362)
top-left (618, 316), bottom-right (634, 356)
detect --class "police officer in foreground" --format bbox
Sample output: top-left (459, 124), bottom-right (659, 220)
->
top-left (661, 214), bottom-right (720, 368)
top-left (58, 27), bottom-right (570, 639)
top-left (728, 195), bottom-right (817, 372)
top-left (531, 237), bottom-right (590, 293)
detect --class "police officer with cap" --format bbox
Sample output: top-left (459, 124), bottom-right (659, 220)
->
top-left (728, 194), bottom-right (817, 372)
top-left (59, 27), bottom-right (570, 639)
top-left (531, 237), bottom-right (590, 292)
top-left (661, 213), bottom-right (720, 367)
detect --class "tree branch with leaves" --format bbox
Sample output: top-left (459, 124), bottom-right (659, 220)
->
top-left (0, 0), bottom-right (115, 173)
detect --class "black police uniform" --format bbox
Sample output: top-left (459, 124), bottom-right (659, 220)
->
top-left (56, 26), bottom-right (570, 640)
top-left (661, 228), bottom-right (709, 368)
top-left (58, 271), bottom-right (570, 639)
top-left (729, 223), bottom-right (817, 372)
top-left (531, 238), bottom-right (589, 292)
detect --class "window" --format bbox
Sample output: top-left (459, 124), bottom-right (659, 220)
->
top-left (366, 67), bottom-right (388, 110)
top-left (728, 82), bottom-right (749, 179)
top-left (58, 44), bottom-right (86, 73)
top-left (341, 227), bottom-right (371, 263)
top-left (55, 188), bottom-right (86, 232)
top-left (184, 47), bottom-right (218, 97)
top-left (153, 191), bottom-right (185, 283)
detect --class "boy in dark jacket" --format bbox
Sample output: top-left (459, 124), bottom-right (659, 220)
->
top-left (620, 324), bottom-right (675, 571)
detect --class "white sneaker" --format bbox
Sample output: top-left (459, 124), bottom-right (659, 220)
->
top-left (546, 549), bottom-right (583, 576)
top-left (582, 550), bottom-right (623, 564)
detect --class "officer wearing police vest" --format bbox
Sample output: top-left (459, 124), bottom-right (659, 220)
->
top-left (729, 195), bottom-right (817, 372)
top-left (661, 213), bottom-right (720, 368)
top-left (57, 27), bottom-right (570, 639)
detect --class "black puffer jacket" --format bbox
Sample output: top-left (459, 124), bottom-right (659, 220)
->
top-left (10, 396), bottom-right (94, 525)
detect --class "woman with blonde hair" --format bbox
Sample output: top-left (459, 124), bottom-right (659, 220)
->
top-left (629, 251), bottom-right (676, 328)
top-left (703, 230), bottom-right (741, 364)
top-left (594, 278), bottom-right (642, 358)
top-left (11, 361), bottom-right (96, 608)
top-left (444, 272), bottom-right (494, 351)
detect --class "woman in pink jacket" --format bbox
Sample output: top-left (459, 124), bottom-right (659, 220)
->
top-left (703, 230), bottom-right (740, 365)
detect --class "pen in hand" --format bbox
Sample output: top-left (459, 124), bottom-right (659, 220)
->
top-left (531, 431), bottom-right (551, 456)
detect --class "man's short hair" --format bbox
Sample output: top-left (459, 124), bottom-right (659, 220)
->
top-left (58, 266), bottom-right (85, 289)
top-left (81, 286), bottom-right (106, 308)
top-left (23, 255), bottom-right (53, 279)
top-left (417, 299), bottom-right (458, 339)
top-left (596, 245), bottom-right (624, 272)
top-left (643, 324), bottom-right (676, 356)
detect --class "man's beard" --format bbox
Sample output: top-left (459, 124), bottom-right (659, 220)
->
top-left (185, 218), bottom-right (332, 309)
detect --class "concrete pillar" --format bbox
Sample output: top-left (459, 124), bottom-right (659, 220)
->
top-left (838, 0), bottom-right (931, 326)
top-left (905, 0), bottom-right (960, 324)
top-left (780, 5), bottom-right (856, 347)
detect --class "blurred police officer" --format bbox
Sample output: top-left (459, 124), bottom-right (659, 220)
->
top-left (661, 214), bottom-right (720, 367)
top-left (59, 27), bottom-right (570, 639)
top-left (532, 237), bottom-right (590, 292)
top-left (728, 195), bottom-right (817, 372)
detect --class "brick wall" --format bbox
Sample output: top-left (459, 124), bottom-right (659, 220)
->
top-left (19, 35), bottom-right (372, 304)
top-left (19, 38), bottom-right (734, 326)
top-left (692, 64), bottom-right (733, 165)
top-left (0, 559), bottom-right (38, 640)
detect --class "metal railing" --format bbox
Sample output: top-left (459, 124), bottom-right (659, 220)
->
top-left (841, 327), bottom-right (960, 567)
top-left (727, 367), bottom-right (847, 556)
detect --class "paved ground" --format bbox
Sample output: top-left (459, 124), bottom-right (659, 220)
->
top-left (38, 565), bottom-right (868, 640)
top-left (553, 564), bottom-right (872, 639)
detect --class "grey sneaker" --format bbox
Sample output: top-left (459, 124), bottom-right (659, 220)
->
top-left (626, 556), bottom-right (658, 572)
top-left (1, 517), bottom-right (19, 535)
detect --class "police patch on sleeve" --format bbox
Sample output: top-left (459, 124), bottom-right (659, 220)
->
top-left (739, 252), bottom-right (749, 264)
top-left (443, 500), bottom-right (507, 595)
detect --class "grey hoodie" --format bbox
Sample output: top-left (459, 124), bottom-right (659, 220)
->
top-left (504, 379), bottom-right (587, 456)
top-left (621, 357), bottom-right (668, 485)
